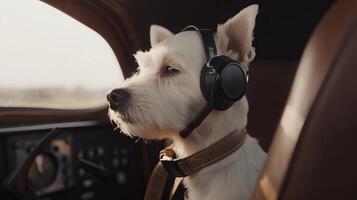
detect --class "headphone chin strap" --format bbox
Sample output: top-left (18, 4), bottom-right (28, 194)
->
top-left (179, 102), bottom-right (214, 138)
top-left (179, 26), bottom-right (218, 139)
top-left (179, 102), bottom-right (213, 139)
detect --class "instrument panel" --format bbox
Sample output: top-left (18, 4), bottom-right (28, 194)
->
top-left (0, 122), bottom-right (149, 200)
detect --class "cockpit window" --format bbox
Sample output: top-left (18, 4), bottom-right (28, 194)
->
top-left (0, 0), bottom-right (123, 109)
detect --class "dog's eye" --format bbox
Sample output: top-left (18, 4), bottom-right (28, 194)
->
top-left (164, 65), bottom-right (179, 74)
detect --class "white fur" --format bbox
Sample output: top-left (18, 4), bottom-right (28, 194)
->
top-left (109, 4), bottom-right (266, 200)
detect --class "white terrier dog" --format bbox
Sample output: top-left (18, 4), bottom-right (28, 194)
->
top-left (108, 4), bottom-right (266, 200)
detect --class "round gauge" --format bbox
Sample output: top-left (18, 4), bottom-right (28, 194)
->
top-left (27, 153), bottom-right (58, 191)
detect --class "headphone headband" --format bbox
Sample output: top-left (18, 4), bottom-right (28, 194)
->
top-left (182, 26), bottom-right (217, 62)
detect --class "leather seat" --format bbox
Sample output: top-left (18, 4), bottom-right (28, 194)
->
top-left (252, 0), bottom-right (357, 199)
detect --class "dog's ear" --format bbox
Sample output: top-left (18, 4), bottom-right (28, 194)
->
top-left (217, 4), bottom-right (258, 62)
top-left (150, 25), bottom-right (173, 47)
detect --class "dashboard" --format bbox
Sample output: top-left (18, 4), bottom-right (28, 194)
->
top-left (0, 121), bottom-right (152, 200)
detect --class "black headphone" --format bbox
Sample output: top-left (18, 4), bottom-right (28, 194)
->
top-left (179, 26), bottom-right (249, 138)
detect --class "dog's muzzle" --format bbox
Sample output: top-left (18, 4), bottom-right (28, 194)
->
top-left (107, 88), bottom-right (130, 111)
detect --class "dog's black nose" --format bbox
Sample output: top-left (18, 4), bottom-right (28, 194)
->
top-left (107, 88), bottom-right (130, 110)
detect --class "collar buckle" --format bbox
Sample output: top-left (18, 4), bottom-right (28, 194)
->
top-left (160, 149), bottom-right (186, 177)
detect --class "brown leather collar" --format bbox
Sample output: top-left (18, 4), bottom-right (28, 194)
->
top-left (160, 129), bottom-right (247, 177)
top-left (144, 129), bottom-right (247, 200)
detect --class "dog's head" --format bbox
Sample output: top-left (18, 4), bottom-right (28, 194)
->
top-left (107, 5), bottom-right (258, 140)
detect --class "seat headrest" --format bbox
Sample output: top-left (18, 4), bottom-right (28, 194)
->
top-left (252, 0), bottom-right (357, 199)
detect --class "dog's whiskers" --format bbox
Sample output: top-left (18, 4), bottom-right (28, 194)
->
top-left (135, 137), bottom-right (141, 143)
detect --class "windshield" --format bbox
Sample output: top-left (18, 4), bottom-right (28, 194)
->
top-left (0, 0), bottom-right (123, 109)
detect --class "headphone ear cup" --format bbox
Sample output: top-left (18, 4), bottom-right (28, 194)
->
top-left (200, 55), bottom-right (248, 110)
top-left (200, 65), bottom-right (217, 102)
top-left (219, 63), bottom-right (247, 101)
top-left (206, 56), bottom-right (248, 110)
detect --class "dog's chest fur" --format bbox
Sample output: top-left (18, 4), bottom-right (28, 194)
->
top-left (177, 135), bottom-right (266, 200)
top-left (171, 97), bottom-right (266, 200)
